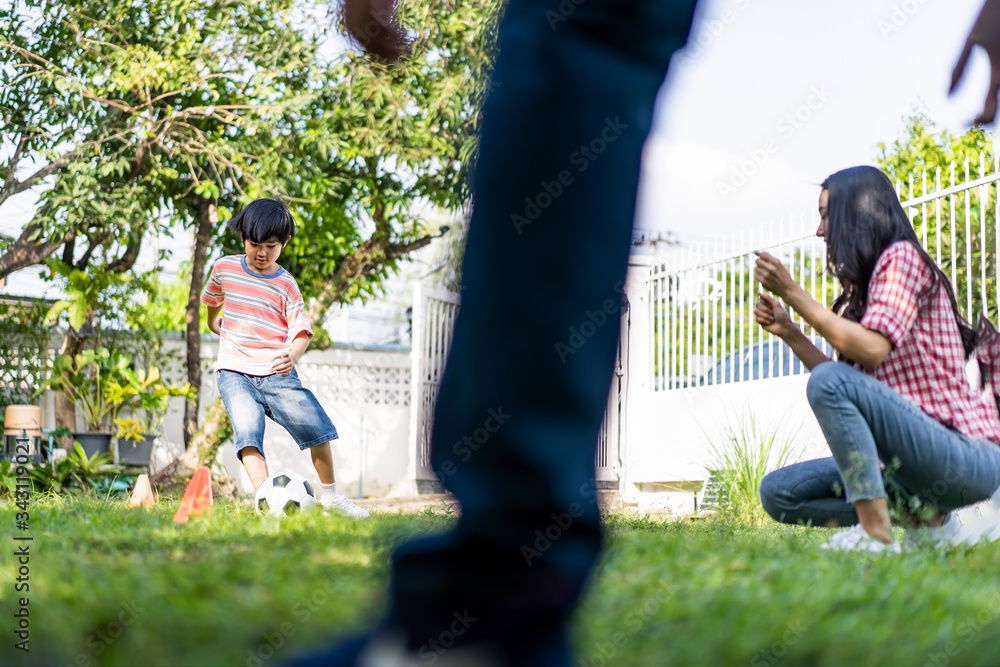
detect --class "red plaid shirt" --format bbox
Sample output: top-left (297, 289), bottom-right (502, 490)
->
top-left (858, 241), bottom-right (1000, 445)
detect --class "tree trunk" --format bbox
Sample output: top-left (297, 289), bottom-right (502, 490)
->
top-left (150, 395), bottom-right (232, 488)
top-left (183, 198), bottom-right (217, 448)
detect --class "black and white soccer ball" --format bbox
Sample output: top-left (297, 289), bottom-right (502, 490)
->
top-left (254, 471), bottom-right (317, 516)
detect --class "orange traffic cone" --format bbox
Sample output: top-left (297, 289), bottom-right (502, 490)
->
top-left (129, 474), bottom-right (155, 508)
top-left (173, 466), bottom-right (213, 523)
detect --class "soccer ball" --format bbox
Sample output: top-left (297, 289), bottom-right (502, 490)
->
top-left (254, 471), bottom-right (317, 516)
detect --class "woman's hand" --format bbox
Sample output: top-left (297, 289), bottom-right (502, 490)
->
top-left (755, 291), bottom-right (795, 337)
top-left (754, 251), bottom-right (797, 299)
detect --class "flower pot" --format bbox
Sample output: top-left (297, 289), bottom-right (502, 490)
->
top-left (4, 405), bottom-right (42, 436)
top-left (117, 434), bottom-right (154, 467)
top-left (73, 432), bottom-right (112, 458)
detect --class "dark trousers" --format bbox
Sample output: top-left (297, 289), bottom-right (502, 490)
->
top-left (296, 0), bottom-right (699, 664)
top-left (389, 0), bottom-right (698, 662)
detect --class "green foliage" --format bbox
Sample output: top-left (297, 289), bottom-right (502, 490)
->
top-left (42, 258), bottom-right (134, 331)
top-left (128, 264), bottom-right (211, 334)
top-left (267, 0), bottom-right (504, 310)
top-left (35, 348), bottom-right (132, 431)
top-left (704, 411), bottom-right (801, 525)
top-left (876, 110), bottom-right (998, 321)
top-left (117, 363), bottom-right (195, 434)
top-left (1, 0), bottom-right (319, 254)
top-left (1, 443), bottom-right (118, 496)
top-left (4, 0), bottom-right (503, 345)
top-left (0, 460), bottom-right (17, 496)
top-left (113, 417), bottom-right (147, 444)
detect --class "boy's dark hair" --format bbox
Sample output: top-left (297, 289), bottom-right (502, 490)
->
top-left (227, 198), bottom-right (295, 244)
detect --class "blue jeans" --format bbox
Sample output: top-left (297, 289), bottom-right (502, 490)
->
top-left (761, 361), bottom-right (1000, 526)
top-left (216, 369), bottom-right (338, 458)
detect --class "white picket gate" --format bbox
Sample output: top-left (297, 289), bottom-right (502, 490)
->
top-left (408, 283), bottom-right (461, 491)
top-left (408, 282), bottom-right (627, 491)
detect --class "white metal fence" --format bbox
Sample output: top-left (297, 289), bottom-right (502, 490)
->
top-left (408, 282), bottom-right (627, 487)
top-left (409, 283), bottom-right (461, 488)
top-left (648, 156), bottom-right (1000, 392)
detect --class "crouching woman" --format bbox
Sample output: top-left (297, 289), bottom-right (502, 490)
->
top-left (754, 165), bottom-right (1000, 552)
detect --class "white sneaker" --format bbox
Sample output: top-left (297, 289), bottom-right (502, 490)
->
top-left (903, 513), bottom-right (964, 550)
top-left (904, 492), bottom-right (1000, 549)
top-left (321, 493), bottom-right (370, 518)
top-left (956, 487), bottom-right (1000, 544)
top-left (982, 486), bottom-right (1000, 542)
top-left (820, 524), bottom-right (901, 554)
top-left (955, 501), bottom-right (1000, 544)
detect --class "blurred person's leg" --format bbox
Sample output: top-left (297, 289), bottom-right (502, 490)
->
top-left (294, 0), bottom-right (698, 663)
top-left (388, 0), bottom-right (698, 661)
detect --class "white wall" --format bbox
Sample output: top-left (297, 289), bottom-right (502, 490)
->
top-left (624, 375), bottom-right (828, 486)
top-left (620, 259), bottom-right (831, 508)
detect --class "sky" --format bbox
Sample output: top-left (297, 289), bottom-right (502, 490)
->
top-left (2, 0), bottom-right (996, 297)
top-left (636, 0), bottom-right (994, 249)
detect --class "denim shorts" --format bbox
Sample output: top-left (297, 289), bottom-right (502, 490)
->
top-left (217, 369), bottom-right (339, 459)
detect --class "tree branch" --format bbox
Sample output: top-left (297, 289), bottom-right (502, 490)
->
top-left (0, 152), bottom-right (75, 208)
top-left (107, 234), bottom-right (142, 273)
top-left (0, 224), bottom-right (74, 281)
top-left (61, 236), bottom-right (76, 266)
top-left (386, 234), bottom-right (434, 259)
top-left (306, 233), bottom-right (435, 322)
top-left (4, 133), bottom-right (29, 182)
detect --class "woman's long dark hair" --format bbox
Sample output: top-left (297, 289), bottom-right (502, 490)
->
top-left (822, 165), bottom-right (978, 357)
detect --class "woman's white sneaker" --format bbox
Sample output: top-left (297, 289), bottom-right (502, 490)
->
top-left (903, 513), bottom-right (963, 550)
top-left (904, 494), bottom-right (1000, 549)
top-left (820, 524), bottom-right (901, 554)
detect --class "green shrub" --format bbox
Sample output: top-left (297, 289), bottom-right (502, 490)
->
top-left (0, 442), bottom-right (131, 497)
top-left (704, 411), bottom-right (801, 526)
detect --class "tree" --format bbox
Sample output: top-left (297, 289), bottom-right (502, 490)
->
top-left (3, 0), bottom-right (504, 488)
top-left (2, 0), bottom-right (326, 438)
top-left (876, 111), bottom-right (997, 321)
top-left (154, 0), bottom-right (505, 485)
top-left (274, 0), bottom-right (504, 318)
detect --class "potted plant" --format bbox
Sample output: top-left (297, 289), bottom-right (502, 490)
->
top-left (35, 348), bottom-right (131, 458)
top-left (113, 417), bottom-right (152, 467)
top-left (114, 365), bottom-right (194, 467)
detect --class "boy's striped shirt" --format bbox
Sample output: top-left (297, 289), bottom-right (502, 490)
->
top-left (201, 255), bottom-right (313, 376)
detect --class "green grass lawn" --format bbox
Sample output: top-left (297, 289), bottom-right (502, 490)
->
top-left (2, 495), bottom-right (1000, 667)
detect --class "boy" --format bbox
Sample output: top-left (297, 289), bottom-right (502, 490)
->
top-left (201, 197), bottom-right (368, 518)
